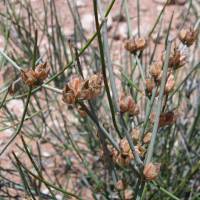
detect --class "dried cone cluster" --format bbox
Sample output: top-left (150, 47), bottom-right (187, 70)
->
top-left (21, 62), bottom-right (50, 87)
top-left (62, 73), bottom-right (103, 105)
top-left (163, 46), bottom-right (187, 70)
top-left (111, 129), bottom-right (146, 167)
top-left (143, 162), bottom-right (161, 181)
top-left (119, 93), bottom-right (139, 116)
top-left (150, 111), bottom-right (178, 128)
top-left (179, 28), bottom-right (198, 47)
top-left (147, 27), bottom-right (198, 126)
top-left (124, 37), bottom-right (146, 54)
top-left (145, 78), bottom-right (156, 95)
top-left (148, 61), bottom-right (176, 96)
top-left (149, 61), bottom-right (162, 82)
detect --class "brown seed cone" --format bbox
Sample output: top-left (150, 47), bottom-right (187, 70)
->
top-left (119, 92), bottom-right (140, 115)
top-left (143, 162), bottom-right (161, 181)
top-left (127, 96), bottom-right (139, 116)
top-left (119, 92), bottom-right (129, 113)
top-left (136, 144), bottom-right (146, 157)
top-left (143, 132), bottom-right (152, 144)
top-left (149, 62), bottom-right (162, 79)
top-left (150, 111), bottom-right (178, 127)
top-left (146, 78), bottom-right (156, 94)
top-left (80, 73), bottom-right (103, 100)
top-left (21, 69), bottom-right (39, 87)
top-left (179, 28), bottom-right (198, 47)
top-left (131, 128), bottom-right (140, 143)
top-left (135, 38), bottom-right (147, 51)
top-left (119, 138), bottom-right (130, 155)
top-left (119, 93), bottom-right (135, 113)
top-left (116, 154), bottom-right (130, 167)
top-left (124, 37), bottom-right (146, 53)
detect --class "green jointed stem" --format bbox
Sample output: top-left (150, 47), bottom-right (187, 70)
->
top-left (93, 0), bottom-right (120, 135)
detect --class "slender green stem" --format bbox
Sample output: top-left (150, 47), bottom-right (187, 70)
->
top-left (141, 88), bottom-right (157, 138)
top-left (148, 0), bottom-right (169, 37)
top-left (134, 54), bottom-right (146, 89)
top-left (0, 108), bottom-right (46, 132)
top-left (93, 0), bottom-right (120, 135)
top-left (12, 152), bottom-right (82, 200)
top-left (0, 85), bottom-right (10, 109)
top-left (80, 102), bottom-right (120, 151)
top-left (0, 49), bottom-right (21, 71)
top-left (21, 136), bottom-right (56, 199)
top-left (136, 41), bottom-right (172, 200)
top-left (136, 0), bottom-right (140, 37)
top-left (32, 30), bottom-right (38, 70)
top-left (145, 41), bottom-right (172, 164)
top-left (0, 30), bottom-right (38, 156)
top-left (170, 62), bottom-right (200, 98)
top-left (174, 160), bottom-right (200, 195)
top-left (97, 0), bottom-right (119, 112)
top-left (0, 88), bottom-right (32, 157)
top-left (152, 181), bottom-right (180, 200)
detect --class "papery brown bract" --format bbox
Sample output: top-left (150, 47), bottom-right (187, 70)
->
top-left (136, 144), bottom-right (146, 158)
top-left (89, 73), bottom-right (103, 98)
top-left (80, 80), bottom-right (93, 100)
top-left (165, 74), bottom-right (175, 94)
top-left (62, 84), bottom-right (76, 105)
top-left (21, 63), bottom-right (50, 87)
top-left (68, 76), bottom-right (84, 98)
top-left (162, 47), bottom-right (186, 69)
top-left (35, 62), bottom-right (50, 80)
